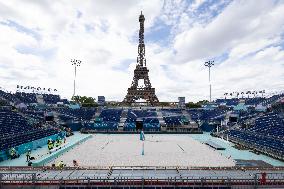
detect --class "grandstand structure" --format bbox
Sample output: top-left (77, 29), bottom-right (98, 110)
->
top-left (80, 108), bottom-right (199, 133)
top-left (0, 89), bottom-right (66, 105)
top-left (221, 112), bottom-right (284, 160)
top-left (0, 110), bottom-right (57, 147)
top-left (1, 82), bottom-right (284, 188)
top-left (0, 106), bottom-right (64, 162)
top-left (1, 85), bottom-right (284, 161)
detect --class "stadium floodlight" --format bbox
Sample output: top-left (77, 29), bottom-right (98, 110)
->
top-left (204, 60), bottom-right (214, 102)
top-left (71, 59), bottom-right (82, 97)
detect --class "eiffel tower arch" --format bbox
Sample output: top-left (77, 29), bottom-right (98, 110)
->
top-left (123, 12), bottom-right (159, 106)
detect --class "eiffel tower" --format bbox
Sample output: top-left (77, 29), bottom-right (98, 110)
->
top-left (123, 12), bottom-right (159, 105)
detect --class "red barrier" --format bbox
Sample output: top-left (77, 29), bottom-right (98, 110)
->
top-left (260, 172), bottom-right (267, 184)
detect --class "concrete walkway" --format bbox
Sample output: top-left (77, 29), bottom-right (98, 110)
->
top-left (0, 132), bottom-right (91, 166)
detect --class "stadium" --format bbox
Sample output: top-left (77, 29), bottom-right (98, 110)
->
top-left (0, 1), bottom-right (284, 189)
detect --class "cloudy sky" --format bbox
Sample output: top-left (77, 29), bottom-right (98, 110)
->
top-left (0, 0), bottom-right (284, 102)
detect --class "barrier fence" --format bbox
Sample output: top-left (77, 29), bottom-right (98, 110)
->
top-left (0, 167), bottom-right (283, 187)
top-left (0, 174), bottom-right (283, 186)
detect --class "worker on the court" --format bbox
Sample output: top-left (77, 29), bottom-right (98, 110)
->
top-left (26, 149), bottom-right (31, 162)
top-left (9, 147), bottom-right (19, 159)
top-left (55, 139), bottom-right (60, 147)
top-left (57, 161), bottom-right (65, 168)
top-left (73, 160), bottom-right (79, 167)
top-left (47, 139), bottom-right (54, 150)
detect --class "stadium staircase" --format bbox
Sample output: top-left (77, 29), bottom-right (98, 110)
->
top-left (106, 167), bottom-right (113, 179)
top-left (118, 109), bottom-right (128, 131)
top-left (176, 167), bottom-right (183, 179)
top-left (93, 107), bottom-right (102, 120)
top-left (182, 110), bottom-right (199, 128)
top-left (182, 110), bottom-right (191, 120)
top-left (157, 110), bottom-right (166, 131)
top-left (52, 112), bottom-right (61, 123)
top-left (36, 94), bottom-right (44, 104)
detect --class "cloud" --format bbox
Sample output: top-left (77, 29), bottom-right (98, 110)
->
top-left (174, 0), bottom-right (284, 62)
top-left (0, 0), bottom-right (283, 102)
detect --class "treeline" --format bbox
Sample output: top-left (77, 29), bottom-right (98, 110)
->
top-left (185, 100), bottom-right (209, 108)
top-left (0, 99), bottom-right (7, 106)
top-left (71, 96), bottom-right (98, 107)
top-left (69, 96), bottom-right (209, 108)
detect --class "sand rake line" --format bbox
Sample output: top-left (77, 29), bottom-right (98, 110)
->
top-left (177, 144), bottom-right (185, 153)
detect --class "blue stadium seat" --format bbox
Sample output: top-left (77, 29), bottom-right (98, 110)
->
top-left (124, 109), bottom-right (160, 131)
top-left (42, 94), bottom-right (61, 104)
top-left (57, 108), bottom-right (97, 121)
top-left (227, 112), bottom-right (284, 157)
top-left (0, 109), bottom-right (59, 151)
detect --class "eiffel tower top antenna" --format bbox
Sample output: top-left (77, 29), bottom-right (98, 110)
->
top-left (138, 10), bottom-right (146, 67)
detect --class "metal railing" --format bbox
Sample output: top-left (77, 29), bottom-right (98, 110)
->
top-left (0, 171), bottom-right (283, 187)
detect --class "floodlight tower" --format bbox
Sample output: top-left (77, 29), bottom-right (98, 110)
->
top-left (71, 59), bottom-right (82, 97)
top-left (204, 60), bottom-right (214, 102)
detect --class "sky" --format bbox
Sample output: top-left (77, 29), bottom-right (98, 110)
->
top-left (0, 0), bottom-right (284, 102)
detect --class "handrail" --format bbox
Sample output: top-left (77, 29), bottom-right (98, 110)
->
top-left (0, 173), bottom-right (283, 186)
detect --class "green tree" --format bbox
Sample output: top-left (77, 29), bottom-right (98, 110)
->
top-left (185, 100), bottom-right (209, 108)
top-left (71, 95), bottom-right (80, 103)
top-left (159, 102), bottom-right (171, 106)
top-left (0, 99), bottom-right (7, 106)
top-left (185, 102), bottom-right (201, 108)
top-left (197, 100), bottom-right (209, 105)
top-left (71, 96), bottom-right (98, 107)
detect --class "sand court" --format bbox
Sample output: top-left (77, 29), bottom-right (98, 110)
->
top-left (49, 134), bottom-right (235, 167)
